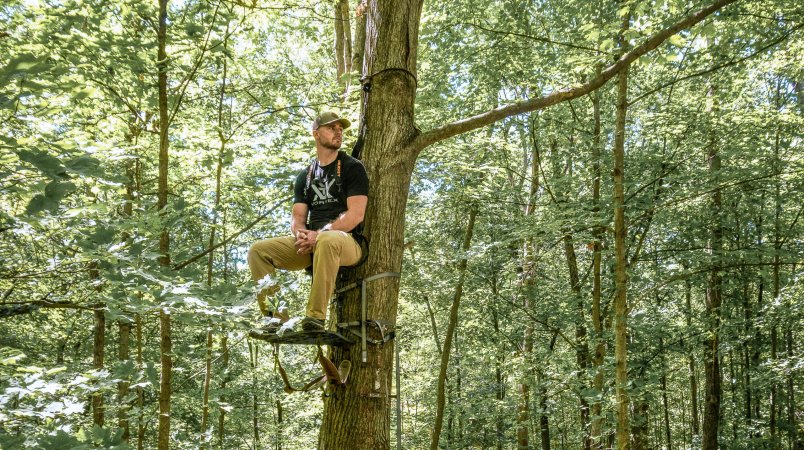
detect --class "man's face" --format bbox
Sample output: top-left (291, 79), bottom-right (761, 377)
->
top-left (314, 122), bottom-right (343, 150)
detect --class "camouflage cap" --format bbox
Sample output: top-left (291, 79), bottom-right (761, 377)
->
top-left (312, 111), bottom-right (351, 130)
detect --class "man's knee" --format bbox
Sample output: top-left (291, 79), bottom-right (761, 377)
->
top-left (248, 239), bottom-right (276, 267)
top-left (316, 231), bottom-right (348, 251)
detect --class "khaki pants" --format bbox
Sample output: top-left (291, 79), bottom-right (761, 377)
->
top-left (247, 231), bottom-right (362, 320)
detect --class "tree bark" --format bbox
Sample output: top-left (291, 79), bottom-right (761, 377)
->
top-left (200, 329), bottom-right (213, 448)
top-left (334, 0), bottom-right (347, 82)
top-left (318, 1), bottom-right (422, 448)
top-left (564, 232), bottom-right (591, 450)
top-left (136, 313), bottom-right (145, 450)
top-left (702, 82), bottom-right (722, 450)
top-left (613, 5), bottom-right (631, 448)
top-left (249, 341), bottom-right (260, 447)
top-left (217, 334), bottom-right (229, 447)
top-left (430, 206), bottom-right (476, 450)
top-left (589, 75), bottom-right (607, 450)
top-left (685, 272), bottom-right (701, 436)
top-left (92, 307), bottom-right (105, 427)
top-left (517, 112), bottom-right (540, 450)
top-left (352, 1), bottom-right (368, 74)
top-left (118, 321), bottom-right (131, 440)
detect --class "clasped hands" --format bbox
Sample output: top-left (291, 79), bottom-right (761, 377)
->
top-left (295, 230), bottom-right (317, 255)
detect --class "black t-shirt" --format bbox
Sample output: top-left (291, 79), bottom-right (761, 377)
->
top-left (293, 151), bottom-right (369, 231)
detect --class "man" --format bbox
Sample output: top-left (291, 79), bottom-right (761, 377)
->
top-left (248, 111), bottom-right (369, 332)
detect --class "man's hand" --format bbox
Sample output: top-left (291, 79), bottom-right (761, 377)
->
top-left (295, 230), bottom-right (317, 255)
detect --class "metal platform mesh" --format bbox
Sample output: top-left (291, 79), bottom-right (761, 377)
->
top-left (249, 329), bottom-right (355, 347)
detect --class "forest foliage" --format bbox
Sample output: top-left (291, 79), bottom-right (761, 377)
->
top-left (0, 0), bottom-right (802, 448)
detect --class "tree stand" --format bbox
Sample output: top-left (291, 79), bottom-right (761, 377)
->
top-left (249, 269), bottom-right (400, 392)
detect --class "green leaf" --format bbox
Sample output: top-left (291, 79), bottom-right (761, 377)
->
top-left (668, 34), bottom-right (685, 47)
top-left (25, 194), bottom-right (57, 215)
top-left (0, 53), bottom-right (47, 85)
top-left (16, 149), bottom-right (69, 180)
top-left (44, 180), bottom-right (77, 201)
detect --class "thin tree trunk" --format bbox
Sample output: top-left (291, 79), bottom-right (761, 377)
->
top-left (217, 334), bottom-right (229, 447)
top-left (92, 306), bottom-right (105, 426)
top-left (201, 26), bottom-right (230, 444)
top-left (539, 374), bottom-right (551, 450)
top-left (136, 313), bottom-right (145, 450)
top-left (632, 401), bottom-right (649, 450)
top-left (518, 111), bottom-right (540, 450)
top-left (424, 295), bottom-right (441, 354)
top-left (538, 334), bottom-right (557, 450)
top-left (351, 0), bottom-right (367, 74)
top-left (455, 326), bottom-right (464, 442)
top-left (249, 341), bottom-right (260, 447)
top-left (334, 0), bottom-right (346, 82)
top-left (491, 304), bottom-right (504, 450)
top-left (787, 325), bottom-right (800, 449)
top-left (702, 82), bottom-right (723, 450)
top-left (118, 129), bottom-right (137, 442)
top-left (276, 399), bottom-right (284, 450)
top-left (430, 206), bottom-right (477, 450)
top-left (685, 272), bottom-right (701, 436)
top-left (118, 321), bottom-right (131, 440)
top-left (589, 72), bottom-right (607, 450)
top-left (200, 329), bottom-right (213, 447)
top-left (613, 5), bottom-right (632, 448)
top-left (518, 307), bottom-right (534, 450)
top-left (564, 234), bottom-right (591, 450)
top-left (661, 357), bottom-right (671, 450)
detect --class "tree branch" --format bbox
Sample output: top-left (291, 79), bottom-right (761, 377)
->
top-left (453, 21), bottom-right (603, 54)
top-left (629, 23), bottom-right (804, 106)
top-left (409, 0), bottom-right (740, 153)
top-left (171, 195), bottom-right (292, 271)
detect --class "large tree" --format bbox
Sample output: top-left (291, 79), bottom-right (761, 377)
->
top-left (318, 0), bottom-right (740, 447)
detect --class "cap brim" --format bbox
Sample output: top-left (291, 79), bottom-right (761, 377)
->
top-left (317, 117), bottom-right (351, 129)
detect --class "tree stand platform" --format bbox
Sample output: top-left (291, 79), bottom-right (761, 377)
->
top-left (249, 328), bottom-right (355, 347)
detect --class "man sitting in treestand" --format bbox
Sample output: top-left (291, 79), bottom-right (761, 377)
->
top-left (248, 111), bottom-right (369, 332)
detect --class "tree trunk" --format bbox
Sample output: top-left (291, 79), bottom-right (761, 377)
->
top-left (276, 399), bottom-right (284, 450)
top-left (217, 334), bottom-right (229, 447)
top-left (702, 82), bottom-right (722, 450)
top-left (661, 358), bottom-right (671, 450)
top-left (249, 341), bottom-right (260, 447)
top-left (538, 333), bottom-right (558, 450)
top-left (564, 234), bottom-right (591, 450)
top-left (492, 305), bottom-right (504, 450)
top-left (136, 313), bottom-right (145, 450)
top-left (589, 71), bottom-right (607, 450)
top-left (118, 321), bottom-right (131, 440)
top-left (613, 5), bottom-right (631, 448)
top-left (352, 0), bottom-right (367, 75)
top-left (92, 307), bottom-right (105, 427)
top-left (685, 273), bottom-right (701, 436)
top-left (156, 1), bottom-right (172, 448)
top-left (518, 112), bottom-right (539, 450)
top-left (201, 33), bottom-right (229, 444)
top-left (334, 0), bottom-right (352, 85)
top-left (200, 329), bottom-right (213, 448)
top-left (632, 401), bottom-right (649, 450)
top-left (430, 206), bottom-right (477, 450)
top-left (318, 1), bottom-right (422, 448)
